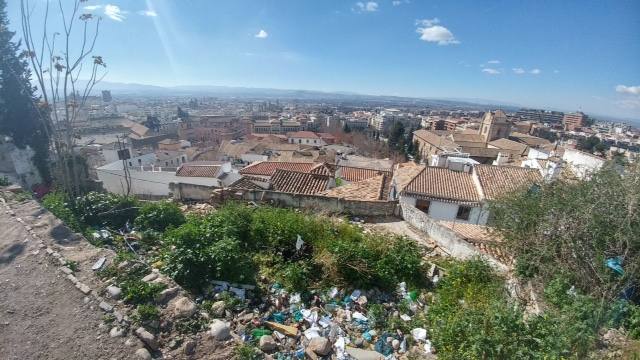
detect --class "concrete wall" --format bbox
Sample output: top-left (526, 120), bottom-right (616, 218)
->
top-left (401, 195), bottom-right (487, 225)
top-left (96, 165), bottom-right (220, 197)
top-left (170, 182), bottom-right (216, 201)
top-left (562, 148), bottom-right (605, 179)
top-left (400, 200), bottom-right (506, 271)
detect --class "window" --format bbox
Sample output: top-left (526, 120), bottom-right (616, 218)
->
top-left (483, 126), bottom-right (488, 134)
top-left (182, 156), bottom-right (186, 163)
top-left (128, 161), bottom-right (132, 167)
top-left (456, 206), bottom-right (471, 221)
top-left (137, 159), bottom-right (142, 165)
top-left (416, 199), bottom-right (431, 214)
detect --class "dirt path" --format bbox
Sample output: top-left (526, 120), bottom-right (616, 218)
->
top-left (0, 192), bottom-right (133, 360)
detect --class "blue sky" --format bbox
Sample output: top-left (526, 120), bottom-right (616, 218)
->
top-left (8, 0), bottom-right (640, 119)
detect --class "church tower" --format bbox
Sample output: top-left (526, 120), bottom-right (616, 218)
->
top-left (479, 109), bottom-right (511, 143)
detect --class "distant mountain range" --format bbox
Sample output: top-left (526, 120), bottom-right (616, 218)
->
top-left (86, 81), bottom-right (637, 125)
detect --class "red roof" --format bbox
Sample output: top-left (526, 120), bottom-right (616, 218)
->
top-left (338, 165), bottom-right (392, 182)
top-left (270, 169), bottom-right (330, 195)
top-left (176, 163), bottom-right (222, 177)
top-left (287, 131), bottom-right (320, 139)
top-left (239, 161), bottom-right (317, 176)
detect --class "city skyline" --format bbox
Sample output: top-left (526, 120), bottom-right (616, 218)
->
top-left (7, 0), bottom-right (640, 120)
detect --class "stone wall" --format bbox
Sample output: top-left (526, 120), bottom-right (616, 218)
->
top-left (168, 183), bottom-right (398, 216)
top-left (400, 199), bottom-right (507, 271)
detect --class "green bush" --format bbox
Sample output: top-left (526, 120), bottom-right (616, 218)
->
top-left (120, 278), bottom-right (166, 305)
top-left (428, 259), bottom-right (574, 359)
top-left (134, 200), bottom-right (185, 232)
top-left (134, 304), bottom-right (160, 324)
top-left (42, 191), bottom-right (84, 232)
top-left (0, 176), bottom-right (11, 186)
top-left (73, 191), bottom-right (139, 229)
top-left (161, 210), bottom-right (256, 290)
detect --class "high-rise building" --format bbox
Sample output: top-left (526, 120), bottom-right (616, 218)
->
top-left (563, 112), bottom-right (587, 131)
top-left (541, 111), bottom-right (564, 124)
top-left (516, 108), bottom-right (542, 122)
top-left (101, 90), bottom-right (112, 102)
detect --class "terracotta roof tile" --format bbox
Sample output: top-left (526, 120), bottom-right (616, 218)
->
top-left (474, 165), bottom-right (541, 200)
top-left (239, 161), bottom-right (317, 176)
top-left (403, 166), bottom-right (481, 203)
top-left (176, 162), bottom-right (222, 177)
top-left (270, 169), bottom-right (330, 195)
top-left (338, 165), bottom-right (391, 182)
top-left (321, 174), bottom-right (386, 201)
top-left (229, 176), bottom-right (263, 190)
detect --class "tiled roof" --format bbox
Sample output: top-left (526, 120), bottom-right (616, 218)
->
top-left (176, 162), bottom-right (222, 177)
top-left (413, 129), bottom-right (458, 150)
top-left (270, 169), bottom-right (330, 195)
top-left (239, 161), bottom-right (317, 176)
top-left (309, 163), bottom-right (334, 176)
top-left (287, 131), bottom-right (320, 139)
top-left (338, 165), bottom-right (391, 182)
top-left (488, 138), bottom-right (529, 154)
top-left (474, 165), bottom-right (541, 200)
top-left (403, 166), bottom-right (481, 203)
top-left (392, 162), bottom-right (426, 194)
top-left (321, 174), bottom-right (387, 201)
top-left (228, 176), bottom-right (263, 190)
top-left (509, 132), bottom-right (551, 147)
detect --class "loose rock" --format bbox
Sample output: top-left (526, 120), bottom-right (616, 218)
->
top-left (308, 337), bottom-right (332, 356)
top-left (106, 285), bottom-right (122, 299)
top-left (172, 297), bottom-right (197, 318)
top-left (135, 327), bottom-right (159, 351)
top-left (208, 319), bottom-right (231, 341)
top-left (134, 347), bottom-right (152, 360)
top-left (210, 300), bottom-right (226, 317)
top-left (109, 327), bottom-right (125, 338)
top-left (259, 335), bottom-right (277, 352)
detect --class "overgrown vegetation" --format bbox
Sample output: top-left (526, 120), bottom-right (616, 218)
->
top-left (134, 200), bottom-right (185, 232)
top-left (159, 204), bottom-right (428, 293)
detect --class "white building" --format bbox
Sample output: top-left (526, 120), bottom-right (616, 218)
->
top-left (96, 160), bottom-right (236, 198)
top-left (286, 131), bottom-right (326, 146)
top-left (394, 162), bottom-right (541, 225)
top-left (562, 148), bottom-right (605, 179)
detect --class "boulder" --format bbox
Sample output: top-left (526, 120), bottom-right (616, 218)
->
top-left (142, 273), bottom-right (158, 282)
top-left (208, 319), bottom-right (231, 341)
top-left (210, 300), bottom-right (226, 317)
top-left (109, 327), bottom-right (125, 338)
top-left (155, 287), bottom-right (179, 304)
top-left (134, 327), bottom-right (159, 351)
top-left (106, 285), bottom-right (122, 299)
top-left (135, 347), bottom-right (152, 360)
top-left (259, 334), bottom-right (277, 352)
top-left (172, 297), bottom-right (197, 318)
top-left (308, 337), bottom-right (332, 356)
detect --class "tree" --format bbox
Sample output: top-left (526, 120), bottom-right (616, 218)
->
top-left (342, 122), bottom-right (351, 133)
top-left (413, 140), bottom-right (422, 164)
top-left (20, 0), bottom-right (106, 195)
top-left (0, 0), bottom-right (51, 182)
top-left (489, 162), bottom-right (640, 302)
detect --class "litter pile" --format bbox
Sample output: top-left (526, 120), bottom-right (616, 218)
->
top-left (204, 280), bottom-right (437, 359)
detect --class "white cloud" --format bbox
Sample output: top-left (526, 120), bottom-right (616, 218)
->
top-left (530, 68), bottom-right (541, 75)
top-left (416, 19), bottom-right (459, 45)
top-left (482, 68), bottom-right (500, 75)
top-left (138, 10), bottom-right (157, 17)
top-left (255, 29), bottom-right (269, 39)
top-left (354, 1), bottom-right (379, 12)
top-left (392, 0), bottom-right (409, 6)
top-left (487, 60), bottom-right (500, 64)
top-left (512, 67), bottom-right (525, 74)
top-left (104, 4), bottom-right (126, 21)
top-left (616, 98), bottom-right (640, 109)
top-left (616, 85), bottom-right (640, 96)
top-left (83, 5), bottom-right (102, 11)
top-left (553, 69), bottom-right (560, 74)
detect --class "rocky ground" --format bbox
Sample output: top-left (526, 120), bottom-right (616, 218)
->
top-left (0, 190), bottom-right (135, 359)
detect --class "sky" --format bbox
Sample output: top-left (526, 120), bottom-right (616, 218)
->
top-left (7, 0), bottom-right (640, 120)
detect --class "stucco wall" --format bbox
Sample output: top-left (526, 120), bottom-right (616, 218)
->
top-left (400, 200), bottom-right (506, 271)
top-left (401, 195), bottom-right (487, 225)
top-left (96, 167), bottom-right (220, 197)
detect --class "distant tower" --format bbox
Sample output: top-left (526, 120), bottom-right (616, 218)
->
top-left (101, 90), bottom-right (112, 102)
top-left (479, 109), bottom-right (511, 142)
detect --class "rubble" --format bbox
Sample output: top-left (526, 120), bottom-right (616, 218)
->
top-left (189, 280), bottom-right (438, 359)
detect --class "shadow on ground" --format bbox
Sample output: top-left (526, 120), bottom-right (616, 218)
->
top-left (0, 243), bottom-right (25, 265)
top-left (50, 224), bottom-right (81, 245)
